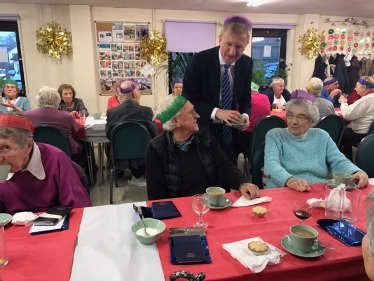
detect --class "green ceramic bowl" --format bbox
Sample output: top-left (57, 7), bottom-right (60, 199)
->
top-left (131, 218), bottom-right (166, 245)
top-left (326, 179), bottom-right (356, 189)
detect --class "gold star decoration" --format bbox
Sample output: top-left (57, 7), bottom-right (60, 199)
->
top-left (298, 28), bottom-right (322, 60)
top-left (36, 22), bottom-right (72, 60)
top-left (139, 30), bottom-right (169, 67)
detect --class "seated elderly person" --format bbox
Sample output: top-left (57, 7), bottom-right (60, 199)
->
top-left (306, 77), bottom-right (334, 119)
top-left (263, 77), bottom-right (291, 110)
top-left (363, 190), bottom-right (374, 281)
top-left (58, 84), bottom-right (89, 118)
top-left (264, 97), bottom-right (368, 191)
top-left (146, 95), bottom-right (260, 200)
top-left (321, 77), bottom-right (341, 107)
top-left (25, 86), bottom-right (84, 164)
top-left (0, 113), bottom-right (91, 215)
top-left (169, 77), bottom-right (183, 97)
top-left (0, 80), bottom-right (31, 113)
top-left (338, 76), bottom-right (374, 161)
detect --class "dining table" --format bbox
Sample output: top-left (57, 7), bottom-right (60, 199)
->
top-left (1, 183), bottom-right (372, 281)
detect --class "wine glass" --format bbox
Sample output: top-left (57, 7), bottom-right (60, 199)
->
top-left (293, 201), bottom-right (312, 224)
top-left (192, 194), bottom-right (210, 228)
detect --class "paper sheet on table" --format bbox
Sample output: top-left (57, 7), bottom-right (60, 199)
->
top-left (232, 196), bottom-right (272, 207)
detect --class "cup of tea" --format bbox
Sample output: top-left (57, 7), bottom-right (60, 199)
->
top-left (0, 165), bottom-right (11, 183)
top-left (206, 187), bottom-right (225, 207)
top-left (332, 172), bottom-right (352, 185)
top-left (289, 225), bottom-right (318, 253)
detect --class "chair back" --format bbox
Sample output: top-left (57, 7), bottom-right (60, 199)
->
top-left (109, 121), bottom-right (151, 162)
top-left (315, 114), bottom-right (345, 146)
top-left (33, 124), bottom-right (72, 158)
top-left (250, 115), bottom-right (287, 154)
top-left (251, 141), bottom-right (265, 189)
top-left (367, 119), bottom-right (374, 135)
top-left (356, 134), bottom-right (374, 178)
top-left (72, 161), bottom-right (90, 195)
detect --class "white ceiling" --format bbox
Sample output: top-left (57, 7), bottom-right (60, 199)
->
top-left (1, 0), bottom-right (374, 18)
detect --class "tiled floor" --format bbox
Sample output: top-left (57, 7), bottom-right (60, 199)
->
top-left (89, 153), bottom-right (247, 206)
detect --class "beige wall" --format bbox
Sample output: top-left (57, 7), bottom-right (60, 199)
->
top-left (1, 3), bottom-right (373, 113)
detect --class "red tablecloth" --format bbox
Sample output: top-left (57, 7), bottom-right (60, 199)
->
top-left (270, 108), bottom-right (342, 123)
top-left (149, 184), bottom-right (372, 281)
top-left (0, 208), bottom-right (84, 281)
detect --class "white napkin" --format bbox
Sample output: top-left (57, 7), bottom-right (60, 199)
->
top-left (307, 198), bottom-right (325, 208)
top-left (231, 196), bottom-right (272, 208)
top-left (222, 237), bottom-right (286, 273)
top-left (308, 185), bottom-right (351, 211)
top-left (11, 212), bottom-right (38, 226)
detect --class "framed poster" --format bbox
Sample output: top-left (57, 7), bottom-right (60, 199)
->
top-left (95, 21), bottom-right (152, 95)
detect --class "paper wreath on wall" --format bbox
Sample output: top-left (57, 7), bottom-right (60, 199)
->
top-left (298, 28), bottom-right (322, 60)
top-left (36, 21), bottom-right (73, 60)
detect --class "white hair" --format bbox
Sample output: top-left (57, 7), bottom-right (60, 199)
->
top-left (154, 95), bottom-right (181, 131)
top-left (286, 99), bottom-right (320, 125)
top-left (36, 86), bottom-right (61, 108)
top-left (307, 77), bottom-right (323, 97)
top-left (270, 77), bottom-right (284, 88)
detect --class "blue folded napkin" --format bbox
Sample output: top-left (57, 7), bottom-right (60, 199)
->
top-left (317, 219), bottom-right (366, 246)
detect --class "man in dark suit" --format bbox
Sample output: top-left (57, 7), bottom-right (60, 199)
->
top-left (105, 78), bottom-right (158, 178)
top-left (182, 15), bottom-right (253, 163)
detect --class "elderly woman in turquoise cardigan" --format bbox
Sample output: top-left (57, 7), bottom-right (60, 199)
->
top-left (0, 80), bottom-right (31, 113)
top-left (264, 96), bottom-right (368, 191)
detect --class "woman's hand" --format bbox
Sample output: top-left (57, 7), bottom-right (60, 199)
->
top-left (70, 111), bottom-right (80, 119)
top-left (339, 95), bottom-right (347, 104)
top-left (0, 101), bottom-right (21, 113)
top-left (352, 171), bottom-right (368, 188)
top-left (239, 183), bottom-right (261, 200)
top-left (286, 177), bottom-right (311, 192)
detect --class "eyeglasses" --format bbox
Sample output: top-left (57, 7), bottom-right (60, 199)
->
top-left (286, 113), bottom-right (310, 122)
top-left (0, 145), bottom-right (20, 156)
top-left (177, 108), bottom-right (197, 117)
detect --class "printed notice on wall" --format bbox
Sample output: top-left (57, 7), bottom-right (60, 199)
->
top-left (263, 45), bottom-right (271, 57)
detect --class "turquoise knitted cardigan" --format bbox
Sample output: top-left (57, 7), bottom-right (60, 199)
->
top-left (264, 128), bottom-right (361, 188)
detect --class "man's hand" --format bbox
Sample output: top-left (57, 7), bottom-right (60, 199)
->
top-left (239, 183), bottom-right (261, 200)
top-left (286, 178), bottom-right (311, 192)
top-left (351, 171), bottom-right (368, 188)
top-left (215, 109), bottom-right (242, 125)
top-left (339, 95), bottom-right (347, 104)
top-left (237, 115), bottom-right (250, 131)
top-left (330, 89), bottom-right (342, 99)
top-left (277, 104), bottom-right (286, 110)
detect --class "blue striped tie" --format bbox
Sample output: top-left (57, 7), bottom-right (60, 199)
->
top-left (222, 64), bottom-right (232, 145)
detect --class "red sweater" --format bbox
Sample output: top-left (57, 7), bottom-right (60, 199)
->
top-left (107, 96), bottom-right (120, 109)
top-left (246, 93), bottom-right (271, 132)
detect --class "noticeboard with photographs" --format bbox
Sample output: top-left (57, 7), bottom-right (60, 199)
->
top-left (95, 22), bottom-right (152, 95)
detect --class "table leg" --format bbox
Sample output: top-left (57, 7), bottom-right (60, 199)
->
top-left (98, 143), bottom-right (104, 186)
top-left (85, 142), bottom-right (95, 187)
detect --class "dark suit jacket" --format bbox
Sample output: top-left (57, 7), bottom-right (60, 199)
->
top-left (263, 87), bottom-right (291, 110)
top-left (105, 100), bottom-right (158, 139)
top-left (182, 46), bottom-right (252, 129)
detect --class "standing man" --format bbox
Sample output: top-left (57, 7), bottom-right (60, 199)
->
top-left (321, 77), bottom-right (342, 107)
top-left (182, 15), bottom-right (252, 164)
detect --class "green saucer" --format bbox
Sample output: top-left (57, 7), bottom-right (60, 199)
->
top-left (210, 197), bottom-right (231, 210)
top-left (281, 235), bottom-right (325, 258)
top-left (0, 213), bottom-right (12, 226)
top-left (326, 179), bottom-right (356, 189)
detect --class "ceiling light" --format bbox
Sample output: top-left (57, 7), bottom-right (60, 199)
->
top-left (247, 0), bottom-right (274, 7)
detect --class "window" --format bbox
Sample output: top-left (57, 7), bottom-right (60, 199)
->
top-left (0, 20), bottom-right (26, 95)
top-left (251, 29), bottom-right (288, 87)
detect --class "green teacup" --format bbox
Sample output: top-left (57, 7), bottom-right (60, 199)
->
top-left (290, 225), bottom-right (318, 253)
top-left (333, 172), bottom-right (352, 185)
top-left (206, 187), bottom-right (225, 207)
top-left (92, 112), bottom-right (102, 120)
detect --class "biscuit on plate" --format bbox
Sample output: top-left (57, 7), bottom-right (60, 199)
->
top-left (252, 206), bottom-right (267, 217)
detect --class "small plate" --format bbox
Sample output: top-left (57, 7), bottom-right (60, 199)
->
top-left (326, 179), bottom-right (356, 189)
top-left (210, 197), bottom-right (231, 210)
top-left (281, 235), bottom-right (325, 258)
top-left (0, 213), bottom-right (12, 226)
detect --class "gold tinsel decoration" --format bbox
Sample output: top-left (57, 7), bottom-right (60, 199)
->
top-left (298, 28), bottom-right (322, 60)
top-left (139, 30), bottom-right (169, 66)
top-left (36, 22), bottom-right (72, 60)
